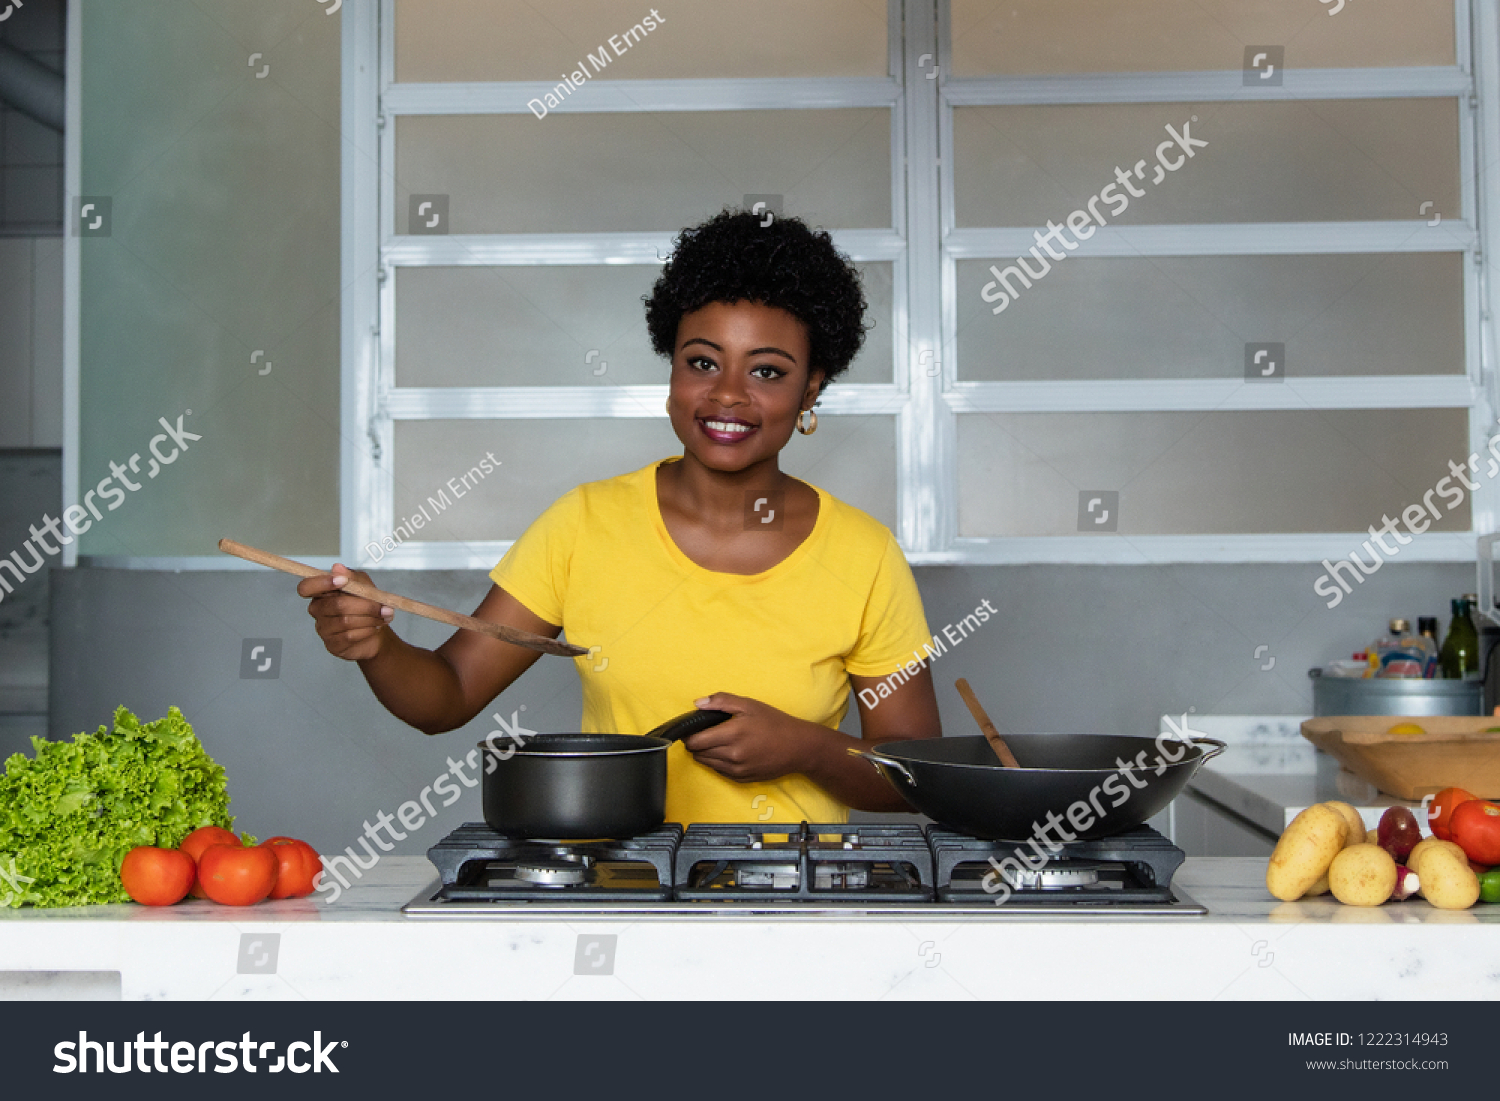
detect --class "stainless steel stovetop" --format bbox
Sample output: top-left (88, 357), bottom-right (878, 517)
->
top-left (400, 821), bottom-right (1207, 919)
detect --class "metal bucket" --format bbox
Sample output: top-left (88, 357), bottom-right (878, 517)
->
top-left (1308, 669), bottom-right (1482, 717)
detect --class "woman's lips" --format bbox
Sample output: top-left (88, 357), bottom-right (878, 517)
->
top-left (697, 417), bottom-right (758, 444)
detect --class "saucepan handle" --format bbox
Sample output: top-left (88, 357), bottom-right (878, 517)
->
top-left (846, 746), bottom-right (918, 787)
top-left (646, 708), bottom-right (733, 743)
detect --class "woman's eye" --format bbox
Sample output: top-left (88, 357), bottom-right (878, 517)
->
top-left (751, 365), bottom-right (787, 380)
top-left (687, 356), bottom-right (717, 371)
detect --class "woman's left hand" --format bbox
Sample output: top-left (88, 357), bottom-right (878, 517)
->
top-left (681, 692), bottom-right (824, 782)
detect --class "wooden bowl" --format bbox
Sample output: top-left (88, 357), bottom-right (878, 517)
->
top-left (1301, 716), bottom-right (1500, 800)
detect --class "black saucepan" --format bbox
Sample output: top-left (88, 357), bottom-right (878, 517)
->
top-left (478, 709), bottom-right (732, 839)
top-left (850, 733), bottom-right (1225, 841)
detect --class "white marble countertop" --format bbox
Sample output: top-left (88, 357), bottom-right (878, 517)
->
top-left (3, 857), bottom-right (1499, 1000)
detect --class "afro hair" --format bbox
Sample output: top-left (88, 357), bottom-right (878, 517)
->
top-left (643, 209), bottom-right (869, 390)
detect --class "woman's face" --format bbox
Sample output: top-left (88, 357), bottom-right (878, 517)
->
top-left (666, 300), bottom-right (825, 473)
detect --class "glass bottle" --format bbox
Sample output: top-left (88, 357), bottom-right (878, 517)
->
top-left (1439, 598), bottom-right (1480, 680)
top-left (1417, 616), bottom-right (1440, 678)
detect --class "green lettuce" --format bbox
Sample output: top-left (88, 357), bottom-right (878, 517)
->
top-left (0, 706), bottom-right (240, 907)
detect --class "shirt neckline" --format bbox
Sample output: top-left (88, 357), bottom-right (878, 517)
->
top-left (648, 458), bottom-right (828, 581)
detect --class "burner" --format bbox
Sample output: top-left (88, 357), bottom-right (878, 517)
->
top-left (513, 855), bottom-right (593, 888)
top-left (1000, 860), bottom-right (1101, 891)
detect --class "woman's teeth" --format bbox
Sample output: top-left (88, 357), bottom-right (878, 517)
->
top-left (703, 420), bottom-right (753, 435)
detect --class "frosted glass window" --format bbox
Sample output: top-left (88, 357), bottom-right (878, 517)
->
top-left (395, 0), bottom-right (889, 82)
top-left (957, 409), bottom-right (1472, 536)
top-left (395, 110), bottom-right (892, 234)
top-left (395, 416), bottom-right (897, 540)
top-left (951, 0), bottom-right (1454, 76)
top-left (955, 254), bottom-right (1464, 381)
top-left (953, 100), bottom-right (1460, 226)
top-left (394, 263), bottom-right (894, 387)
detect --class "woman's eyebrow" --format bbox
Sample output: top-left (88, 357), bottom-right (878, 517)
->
top-left (749, 346), bottom-right (797, 364)
top-left (679, 337), bottom-right (797, 364)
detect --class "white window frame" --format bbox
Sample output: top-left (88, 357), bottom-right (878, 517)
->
top-left (929, 0), bottom-right (1498, 564)
top-left (341, 0), bottom-right (916, 569)
top-left (330, 0), bottom-right (1500, 570)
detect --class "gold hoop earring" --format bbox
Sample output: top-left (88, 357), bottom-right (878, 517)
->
top-left (664, 399), bottom-right (671, 415)
top-left (796, 409), bottom-right (818, 435)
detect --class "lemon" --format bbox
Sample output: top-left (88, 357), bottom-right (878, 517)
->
top-left (1386, 722), bottom-right (1426, 737)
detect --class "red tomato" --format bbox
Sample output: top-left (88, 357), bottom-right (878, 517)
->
top-left (259, 836), bottom-right (323, 899)
top-left (179, 825), bottom-right (242, 899)
top-left (197, 843), bottom-right (278, 906)
top-left (1450, 800), bottom-right (1500, 865)
top-left (119, 846), bottom-right (196, 906)
top-left (1428, 787), bottom-right (1478, 841)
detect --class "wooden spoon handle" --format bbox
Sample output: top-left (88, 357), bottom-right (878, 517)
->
top-left (955, 677), bottom-right (1021, 768)
top-left (218, 538), bottom-right (588, 658)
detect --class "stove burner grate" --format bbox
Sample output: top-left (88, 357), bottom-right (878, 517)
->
top-left (427, 822), bottom-right (679, 901)
top-left (927, 825), bottom-right (1186, 905)
top-left (674, 821), bottom-right (934, 902)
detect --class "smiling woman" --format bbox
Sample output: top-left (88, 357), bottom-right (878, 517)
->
top-left (300, 210), bottom-right (942, 825)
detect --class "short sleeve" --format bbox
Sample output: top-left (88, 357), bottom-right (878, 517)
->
top-left (843, 534), bottom-right (934, 677)
top-left (488, 487), bottom-right (584, 626)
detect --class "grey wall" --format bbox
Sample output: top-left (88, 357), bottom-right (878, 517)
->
top-left (45, 557), bottom-right (1475, 857)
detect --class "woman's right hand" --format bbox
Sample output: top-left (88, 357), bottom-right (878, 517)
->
top-left (298, 563), bottom-right (394, 662)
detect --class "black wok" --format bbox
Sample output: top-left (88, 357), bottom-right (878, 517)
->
top-left (478, 708), bottom-right (731, 839)
top-left (851, 733), bottom-right (1225, 841)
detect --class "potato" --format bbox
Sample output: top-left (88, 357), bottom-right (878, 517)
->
top-left (1417, 846), bottom-right (1481, 910)
top-left (1328, 843), bottom-right (1398, 906)
top-left (1267, 804), bottom-right (1349, 901)
top-left (1366, 828), bottom-right (1380, 846)
top-left (1323, 801), bottom-right (1366, 849)
top-left (1407, 838), bottom-right (1465, 877)
top-left (1302, 874), bottom-right (1330, 898)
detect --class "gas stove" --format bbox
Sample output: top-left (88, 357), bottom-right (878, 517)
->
top-left (402, 821), bottom-right (1204, 917)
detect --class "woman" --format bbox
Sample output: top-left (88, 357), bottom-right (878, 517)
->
top-left (301, 210), bottom-right (941, 824)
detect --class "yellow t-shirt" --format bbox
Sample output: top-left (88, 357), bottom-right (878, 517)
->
top-left (489, 459), bottom-right (933, 826)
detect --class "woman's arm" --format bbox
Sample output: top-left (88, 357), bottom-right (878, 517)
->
top-left (686, 665), bottom-right (942, 812)
top-left (300, 567), bottom-right (559, 735)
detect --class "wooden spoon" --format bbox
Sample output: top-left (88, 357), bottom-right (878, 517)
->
top-left (218, 538), bottom-right (588, 657)
top-left (954, 678), bottom-right (1021, 768)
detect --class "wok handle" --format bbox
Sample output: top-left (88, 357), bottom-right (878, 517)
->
top-left (1187, 737), bottom-right (1227, 764)
top-left (846, 746), bottom-right (917, 787)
